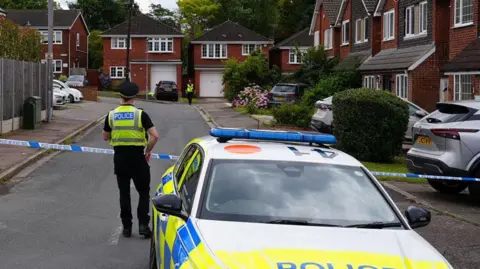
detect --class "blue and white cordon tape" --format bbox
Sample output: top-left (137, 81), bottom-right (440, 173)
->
top-left (1, 138), bottom-right (479, 182)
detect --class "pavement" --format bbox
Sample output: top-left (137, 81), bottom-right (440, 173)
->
top-left (0, 97), bottom-right (479, 268)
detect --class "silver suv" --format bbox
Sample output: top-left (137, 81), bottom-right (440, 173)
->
top-left (406, 100), bottom-right (480, 198)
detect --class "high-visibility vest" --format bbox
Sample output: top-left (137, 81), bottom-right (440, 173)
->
top-left (108, 105), bottom-right (147, 147)
top-left (187, 83), bottom-right (194, 93)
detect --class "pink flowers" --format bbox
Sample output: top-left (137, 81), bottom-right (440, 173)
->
top-left (232, 85), bottom-right (269, 109)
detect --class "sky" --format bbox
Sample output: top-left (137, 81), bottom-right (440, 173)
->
top-left (58, 0), bottom-right (178, 13)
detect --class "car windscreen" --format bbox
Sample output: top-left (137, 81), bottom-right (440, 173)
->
top-left (425, 104), bottom-right (474, 123)
top-left (68, 76), bottom-right (83, 82)
top-left (200, 159), bottom-right (401, 227)
top-left (160, 82), bottom-right (176, 87)
top-left (271, 85), bottom-right (296, 93)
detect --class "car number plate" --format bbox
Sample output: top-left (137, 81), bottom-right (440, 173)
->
top-left (164, 88), bottom-right (172, 92)
top-left (275, 96), bottom-right (285, 101)
top-left (417, 136), bottom-right (432, 146)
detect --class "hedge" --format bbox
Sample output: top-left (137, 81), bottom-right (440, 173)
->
top-left (272, 103), bottom-right (314, 128)
top-left (332, 88), bottom-right (409, 162)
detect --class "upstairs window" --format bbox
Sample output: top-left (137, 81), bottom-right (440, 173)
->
top-left (324, 28), bottom-right (332, 49)
top-left (242, 44), bottom-right (262, 55)
top-left (355, 17), bottom-right (369, 43)
top-left (455, 0), bottom-right (473, 26)
top-left (111, 37), bottom-right (131, 49)
top-left (148, 38), bottom-right (173, 52)
top-left (41, 31), bottom-right (62, 44)
top-left (342, 20), bottom-right (349, 45)
top-left (201, 44), bottom-right (227, 59)
top-left (383, 9), bottom-right (395, 41)
top-left (405, 2), bottom-right (428, 38)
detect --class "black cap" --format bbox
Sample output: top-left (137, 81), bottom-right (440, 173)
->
top-left (119, 81), bottom-right (139, 99)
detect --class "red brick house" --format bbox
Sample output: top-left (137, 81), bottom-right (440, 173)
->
top-left (6, 9), bottom-right (90, 77)
top-left (309, 0), bottom-right (344, 58)
top-left (190, 21), bottom-right (274, 97)
top-left (269, 28), bottom-right (314, 75)
top-left (441, 0), bottom-right (480, 101)
top-left (100, 13), bottom-right (183, 94)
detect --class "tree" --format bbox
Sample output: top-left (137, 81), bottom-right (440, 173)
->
top-left (178, 0), bottom-right (220, 38)
top-left (88, 30), bottom-right (103, 70)
top-left (0, 19), bottom-right (42, 62)
top-left (149, 4), bottom-right (177, 28)
top-left (67, 0), bottom-right (140, 31)
top-left (0, 0), bottom-right (49, 9)
top-left (276, 0), bottom-right (315, 41)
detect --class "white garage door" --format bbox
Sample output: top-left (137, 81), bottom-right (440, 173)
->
top-left (199, 71), bottom-right (224, 97)
top-left (150, 65), bottom-right (177, 94)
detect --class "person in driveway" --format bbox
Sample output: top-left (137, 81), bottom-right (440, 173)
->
top-left (186, 80), bottom-right (194, 105)
top-left (102, 81), bottom-right (159, 238)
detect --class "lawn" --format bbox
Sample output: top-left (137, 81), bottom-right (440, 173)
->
top-left (181, 97), bottom-right (197, 103)
top-left (234, 107), bottom-right (273, 115)
top-left (362, 157), bottom-right (427, 184)
top-left (98, 91), bottom-right (120, 98)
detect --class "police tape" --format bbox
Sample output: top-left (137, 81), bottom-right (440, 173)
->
top-left (1, 138), bottom-right (479, 182)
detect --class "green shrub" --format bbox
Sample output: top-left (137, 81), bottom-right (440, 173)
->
top-left (58, 75), bottom-right (68, 82)
top-left (272, 103), bottom-right (314, 128)
top-left (301, 71), bottom-right (361, 107)
top-left (332, 88), bottom-right (409, 163)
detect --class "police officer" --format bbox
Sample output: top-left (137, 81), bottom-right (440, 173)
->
top-left (186, 80), bottom-right (194, 105)
top-left (102, 81), bottom-right (159, 238)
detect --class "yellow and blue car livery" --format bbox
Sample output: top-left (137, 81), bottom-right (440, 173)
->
top-left (149, 132), bottom-right (453, 269)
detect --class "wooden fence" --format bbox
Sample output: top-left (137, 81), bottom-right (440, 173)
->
top-left (0, 58), bottom-right (48, 134)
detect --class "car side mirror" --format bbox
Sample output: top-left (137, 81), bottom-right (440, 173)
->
top-left (415, 110), bottom-right (427, 118)
top-left (405, 205), bottom-right (431, 229)
top-left (152, 194), bottom-right (188, 222)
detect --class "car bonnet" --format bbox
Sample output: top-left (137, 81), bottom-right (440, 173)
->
top-left (184, 219), bottom-right (450, 269)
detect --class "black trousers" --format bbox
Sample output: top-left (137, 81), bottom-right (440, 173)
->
top-left (114, 152), bottom-right (151, 228)
top-left (187, 92), bottom-right (193, 105)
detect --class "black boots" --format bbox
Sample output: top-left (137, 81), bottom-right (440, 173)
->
top-left (139, 224), bottom-right (152, 238)
top-left (122, 226), bottom-right (132, 238)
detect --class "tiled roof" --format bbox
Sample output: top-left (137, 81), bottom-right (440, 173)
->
top-left (191, 20), bottom-right (273, 42)
top-left (274, 28), bottom-right (313, 48)
top-left (358, 43), bottom-right (435, 71)
top-left (363, 0), bottom-right (378, 13)
top-left (334, 50), bottom-right (371, 70)
top-left (443, 39), bottom-right (480, 72)
top-left (323, 0), bottom-right (343, 25)
top-left (6, 9), bottom-right (80, 28)
top-left (102, 13), bottom-right (182, 36)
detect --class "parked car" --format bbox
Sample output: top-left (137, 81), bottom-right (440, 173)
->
top-left (155, 81), bottom-right (179, 101)
top-left (53, 79), bottom-right (83, 103)
top-left (53, 90), bottom-right (66, 107)
top-left (406, 100), bottom-right (480, 198)
top-left (310, 95), bottom-right (428, 141)
top-left (267, 83), bottom-right (310, 107)
top-left (65, 75), bottom-right (88, 87)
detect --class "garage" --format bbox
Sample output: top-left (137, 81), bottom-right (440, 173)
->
top-left (150, 65), bottom-right (177, 93)
top-left (199, 71), bottom-right (224, 97)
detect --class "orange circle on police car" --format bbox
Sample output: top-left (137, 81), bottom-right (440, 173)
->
top-left (224, 144), bottom-right (261, 154)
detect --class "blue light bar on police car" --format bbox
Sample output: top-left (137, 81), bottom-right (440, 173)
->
top-left (209, 128), bottom-right (336, 144)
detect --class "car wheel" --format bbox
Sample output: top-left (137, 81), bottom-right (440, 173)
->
top-left (428, 179), bottom-right (468, 194)
top-left (69, 95), bottom-right (74, 103)
top-left (468, 170), bottom-right (480, 201)
top-left (148, 227), bottom-right (158, 269)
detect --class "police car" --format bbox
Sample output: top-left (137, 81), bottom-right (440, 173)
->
top-left (149, 128), bottom-right (452, 269)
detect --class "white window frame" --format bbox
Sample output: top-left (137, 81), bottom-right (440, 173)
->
top-left (419, 1), bottom-right (428, 33)
top-left (454, 0), bottom-right (474, 26)
top-left (201, 44), bottom-right (228, 59)
top-left (363, 76), bottom-right (377, 89)
top-left (405, 6), bottom-right (414, 37)
top-left (41, 31), bottom-right (62, 44)
top-left (76, 33), bottom-right (80, 47)
top-left (383, 9), bottom-right (395, 41)
top-left (53, 60), bottom-right (62, 73)
top-left (111, 37), bottom-right (131, 49)
top-left (355, 19), bottom-right (362, 43)
top-left (342, 20), bottom-right (349, 45)
top-left (289, 49), bottom-right (306, 64)
top-left (110, 66), bottom-right (126, 79)
top-left (314, 31), bottom-right (320, 46)
top-left (364, 16), bottom-right (369, 42)
top-left (242, 44), bottom-right (262, 55)
top-left (395, 74), bottom-right (408, 99)
top-left (147, 37), bottom-right (174, 53)
top-left (324, 28), bottom-right (333, 49)
top-left (454, 74), bottom-right (473, 100)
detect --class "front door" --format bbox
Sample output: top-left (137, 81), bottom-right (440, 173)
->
top-left (440, 77), bottom-right (448, 102)
top-left (383, 75), bottom-right (392, 92)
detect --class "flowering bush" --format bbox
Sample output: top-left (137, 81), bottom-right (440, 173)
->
top-left (232, 85), bottom-right (269, 109)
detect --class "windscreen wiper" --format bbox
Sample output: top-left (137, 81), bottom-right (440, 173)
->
top-left (266, 219), bottom-right (342, 227)
top-left (344, 221), bottom-right (402, 229)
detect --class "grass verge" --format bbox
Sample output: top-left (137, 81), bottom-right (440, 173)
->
top-left (234, 107), bottom-right (273, 115)
top-left (181, 97), bottom-right (197, 103)
top-left (98, 91), bottom-right (121, 98)
top-left (362, 157), bottom-right (427, 184)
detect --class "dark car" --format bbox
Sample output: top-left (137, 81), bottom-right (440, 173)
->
top-left (155, 81), bottom-right (179, 101)
top-left (267, 83), bottom-right (310, 107)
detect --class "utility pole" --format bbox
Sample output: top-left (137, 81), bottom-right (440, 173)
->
top-left (125, 0), bottom-right (134, 82)
top-left (47, 0), bottom-right (53, 122)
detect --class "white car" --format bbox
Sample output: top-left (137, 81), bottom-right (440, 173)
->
top-left (149, 128), bottom-right (452, 269)
top-left (53, 91), bottom-right (66, 107)
top-left (53, 79), bottom-right (83, 103)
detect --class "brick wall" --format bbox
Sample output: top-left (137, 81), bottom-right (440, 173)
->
top-left (41, 29), bottom-right (69, 77)
top-left (448, 0), bottom-right (478, 60)
top-left (410, 54), bottom-right (440, 111)
top-left (77, 86), bottom-right (98, 101)
top-left (279, 49), bottom-right (302, 73)
top-left (319, 7), bottom-right (337, 58)
top-left (398, 0), bottom-right (433, 48)
top-left (192, 44), bottom-right (271, 66)
top-left (339, 0), bottom-right (351, 60)
top-left (69, 16), bottom-right (89, 72)
top-left (381, 0), bottom-right (399, 50)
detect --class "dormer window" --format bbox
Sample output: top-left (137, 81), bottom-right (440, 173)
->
top-left (404, 1), bottom-right (428, 38)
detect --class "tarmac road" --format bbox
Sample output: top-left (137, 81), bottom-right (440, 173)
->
top-left (1, 98), bottom-right (480, 268)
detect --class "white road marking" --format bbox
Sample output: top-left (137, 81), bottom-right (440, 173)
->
top-left (108, 226), bottom-right (123, 245)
